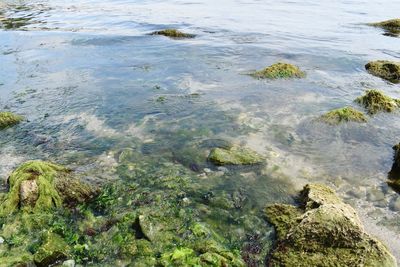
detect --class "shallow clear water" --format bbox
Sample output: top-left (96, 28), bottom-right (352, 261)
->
top-left (1, 0), bottom-right (400, 262)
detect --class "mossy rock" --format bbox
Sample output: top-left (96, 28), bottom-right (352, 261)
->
top-left (319, 107), bottom-right (367, 125)
top-left (265, 184), bottom-right (397, 267)
top-left (365, 60), bottom-right (400, 83)
top-left (208, 146), bottom-right (264, 165)
top-left (0, 161), bottom-right (97, 216)
top-left (388, 143), bottom-right (400, 193)
top-left (250, 62), bottom-right (305, 79)
top-left (33, 232), bottom-right (70, 267)
top-left (368, 19), bottom-right (400, 37)
top-left (355, 89), bottom-right (399, 114)
top-left (0, 111), bottom-right (23, 129)
top-left (150, 29), bottom-right (195, 39)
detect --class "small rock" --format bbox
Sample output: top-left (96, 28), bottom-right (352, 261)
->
top-left (62, 259), bottom-right (75, 267)
top-left (367, 187), bottom-right (385, 202)
top-left (203, 168), bottom-right (212, 173)
top-left (0, 236), bottom-right (4, 244)
top-left (389, 197), bottom-right (400, 211)
top-left (19, 179), bottom-right (39, 207)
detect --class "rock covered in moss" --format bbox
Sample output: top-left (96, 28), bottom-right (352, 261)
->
top-left (365, 60), bottom-right (400, 83)
top-left (0, 111), bottom-right (23, 129)
top-left (150, 29), bottom-right (195, 39)
top-left (33, 231), bottom-right (70, 267)
top-left (208, 146), bottom-right (264, 165)
top-left (265, 184), bottom-right (396, 267)
top-left (250, 62), bottom-right (305, 79)
top-left (368, 19), bottom-right (400, 37)
top-left (355, 89), bottom-right (399, 114)
top-left (319, 107), bottom-right (367, 125)
top-left (0, 161), bottom-right (97, 216)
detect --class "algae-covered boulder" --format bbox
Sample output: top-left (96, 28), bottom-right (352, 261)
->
top-left (250, 62), bottom-right (305, 79)
top-left (319, 107), bottom-right (367, 125)
top-left (388, 143), bottom-right (400, 193)
top-left (355, 89), bottom-right (399, 114)
top-left (0, 111), bottom-right (23, 129)
top-left (33, 231), bottom-right (70, 267)
top-left (150, 29), bottom-right (195, 39)
top-left (208, 146), bottom-right (264, 165)
top-left (365, 60), bottom-right (400, 83)
top-left (265, 184), bottom-right (397, 267)
top-left (368, 19), bottom-right (400, 37)
top-left (0, 161), bottom-right (97, 215)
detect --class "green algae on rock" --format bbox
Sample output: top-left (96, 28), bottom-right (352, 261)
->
top-left (208, 146), bottom-right (264, 165)
top-left (250, 62), bottom-right (305, 79)
top-left (33, 231), bottom-right (70, 267)
top-left (0, 161), bottom-right (97, 215)
top-left (265, 184), bottom-right (397, 267)
top-left (355, 89), bottom-right (399, 115)
top-left (368, 19), bottom-right (400, 37)
top-left (150, 29), bottom-right (195, 39)
top-left (365, 60), bottom-right (400, 83)
top-left (319, 107), bottom-right (367, 125)
top-left (388, 143), bottom-right (400, 193)
top-left (0, 111), bottom-right (23, 129)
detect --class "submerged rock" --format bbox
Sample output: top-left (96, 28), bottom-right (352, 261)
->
top-left (208, 146), bottom-right (264, 165)
top-left (355, 89), bottom-right (399, 114)
top-left (0, 111), bottom-right (23, 129)
top-left (319, 107), bottom-right (367, 125)
top-left (368, 19), bottom-right (400, 37)
top-left (33, 232), bottom-right (70, 267)
top-left (0, 161), bottom-right (97, 215)
top-left (365, 60), bottom-right (400, 83)
top-left (388, 143), bottom-right (400, 193)
top-left (250, 62), bottom-right (305, 79)
top-left (150, 29), bottom-right (195, 39)
top-left (265, 184), bottom-right (396, 267)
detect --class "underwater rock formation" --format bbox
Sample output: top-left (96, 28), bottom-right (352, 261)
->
top-left (265, 184), bottom-right (397, 267)
top-left (150, 29), bottom-right (195, 38)
top-left (368, 19), bottom-right (400, 37)
top-left (208, 146), bottom-right (264, 165)
top-left (365, 60), bottom-right (400, 83)
top-left (250, 62), bottom-right (305, 79)
top-left (0, 111), bottom-right (23, 129)
top-left (389, 143), bottom-right (400, 193)
top-left (33, 231), bottom-right (70, 267)
top-left (319, 107), bottom-right (367, 125)
top-left (355, 89), bottom-right (399, 115)
top-left (0, 161), bottom-right (97, 215)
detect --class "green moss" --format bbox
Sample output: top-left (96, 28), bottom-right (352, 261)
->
top-left (250, 62), bottom-right (305, 79)
top-left (33, 232), bottom-right (70, 267)
top-left (0, 161), bottom-right (97, 216)
top-left (319, 107), bottom-right (367, 125)
top-left (355, 89), bottom-right (399, 114)
top-left (0, 111), bottom-right (23, 129)
top-left (265, 184), bottom-right (397, 267)
top-left (0, 161), bottom-right (67, 215)
top-left (161, 247), bottom-right (201, 266)
top-left (151, 29), bottom-right (195, 39)
top-left (368, 19), bottom-right (400, 37)
top-left (208, 146), bottom-right (264, 165)
top-left (365, 60), bottom-right (400, 83)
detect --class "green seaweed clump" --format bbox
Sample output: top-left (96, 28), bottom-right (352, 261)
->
top-left (0, 111), bottom-right (23, 129)
top-left (250, 62), bottom-right (305, 79)
top-left (265, 184), bottom-right (397, 267)
top-left (208, 146), bottom-right (264, 165)
top-left (151, 29), bottom-right (195, 39)
top-left (319, 107), bottom-right (367, 125)
top-left (365, 60), bottom-right (400, 83)
top-left (0, 161), bottom-right (97, 216)
top-left (368, 19), bottom-right (400, 37)
top-left (355, 89), bottom-right (399, 114)
top-left (388, 143), bottom-right (400, 193)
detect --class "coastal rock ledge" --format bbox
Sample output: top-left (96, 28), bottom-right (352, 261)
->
top-left (265, 184), bottom-right (397, 267)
